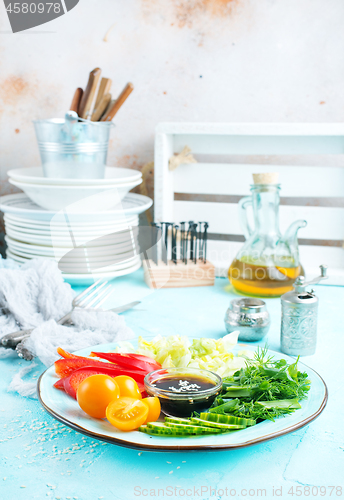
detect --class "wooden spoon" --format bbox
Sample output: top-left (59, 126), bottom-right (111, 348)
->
top-left (78, 68), bottom-right (102, 119)
top-left (101, 82), bottom-right (134, 121)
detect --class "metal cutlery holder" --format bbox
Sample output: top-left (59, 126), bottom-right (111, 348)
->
top-left (33, 114), bottom-right (113, 179)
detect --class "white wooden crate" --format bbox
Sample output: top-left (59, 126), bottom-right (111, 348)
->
top-left (154, 123), bottom-right (344, 285)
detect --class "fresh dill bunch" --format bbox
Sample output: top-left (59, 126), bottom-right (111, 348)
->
top-left (231, 400), bottom-right (297, 422)
top-left (218, 347), bottom-right (311, 421)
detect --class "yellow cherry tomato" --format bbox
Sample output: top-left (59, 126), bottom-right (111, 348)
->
top-left (142, 397), bottom-right (161, 424)
top-left (76, 374), bottom-right (120, 419)
top-left (106, 397), bottom-right (148, 431)
top-left (114, 375), bottom-right (142, 400)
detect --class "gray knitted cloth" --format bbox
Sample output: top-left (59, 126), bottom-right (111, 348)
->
top-left (0, 257), bottom-right (134, 367)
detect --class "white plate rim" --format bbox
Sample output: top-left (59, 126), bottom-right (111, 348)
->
top-left (6, 247), bottom-right (137, 264)
top-left (60, 259), bottom-right (142, 279)
top-left (0, 193), bottom-right (153, 217)
top-left (6, 250), bottom-right (141, 272)
top-left (4, 221), bottom-right (138, 236)
top-left (9, 178), bottom-right (142, 191)
top-left (7, 166), bottom-right (142, 185)
top-left (4, 214), bottom-right (138, 228)
top-left (5, 235), bottom-right (137, 255)
top-left (5, 227), bottom-right (137, 245)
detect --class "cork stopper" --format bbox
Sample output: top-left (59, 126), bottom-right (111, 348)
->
top-left (252, 172), bottom-right (279, 185)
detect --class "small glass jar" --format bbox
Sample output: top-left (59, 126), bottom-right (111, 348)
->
top-left (144, 367), bottom-right (222, 418)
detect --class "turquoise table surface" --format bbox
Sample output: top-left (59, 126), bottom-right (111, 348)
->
top-left (1, 270), bottom-right (343, 500)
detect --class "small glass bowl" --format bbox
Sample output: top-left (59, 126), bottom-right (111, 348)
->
top-left (144, 367), bottom-right (222, 418)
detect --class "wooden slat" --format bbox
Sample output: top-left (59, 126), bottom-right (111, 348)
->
top-left (172, 201), bottom-right (344, 241)
top-left (206, 233), bottom-right (343, 247)
top-left (193, 154), bottom-right (344, 168)
top-left (173, 164), bottom-right (344, 197)
top-left (157, 122), bottom-right (344, 136)
top-left (173, 135), bottom-right (344, 155)
top-left (175, 193), bottom-right (344, 208)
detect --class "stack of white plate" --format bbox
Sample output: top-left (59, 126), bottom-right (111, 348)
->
top-left (0, 192), bottom-right (152, 285)
top-left (7, 166), bottom-right (142, 211)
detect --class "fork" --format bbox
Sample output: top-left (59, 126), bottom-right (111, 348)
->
top-left (1, 278), bottom-right (116, 350)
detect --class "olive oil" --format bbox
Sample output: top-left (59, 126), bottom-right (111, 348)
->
top-left (228, 259), bottom-right (302, 297)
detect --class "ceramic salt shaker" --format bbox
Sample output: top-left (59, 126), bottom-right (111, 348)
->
top-left (224, 298), bottom-right (270, 341)
top-left (280, 265), bottom-right (328, 356)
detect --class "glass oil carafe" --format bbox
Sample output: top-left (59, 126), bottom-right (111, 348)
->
top-left (228, 174), bottom-right (307, 297)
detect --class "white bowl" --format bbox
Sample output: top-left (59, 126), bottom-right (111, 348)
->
top-left (9, 178), bottom-right (142, 211)
top-left (7, 166), bottom-right (142, 186)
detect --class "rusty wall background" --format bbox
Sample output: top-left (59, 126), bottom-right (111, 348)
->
top-left (1, 0), bottom-right (344, 255)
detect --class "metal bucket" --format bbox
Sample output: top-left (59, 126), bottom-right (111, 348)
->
top-left (33, 117), bottom-right (113, 179)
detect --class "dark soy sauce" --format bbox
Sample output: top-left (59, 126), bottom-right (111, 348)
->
top-left (154, 376), bottom-right (215, 393)
top-left (152, 375), bottom-right (220, 418)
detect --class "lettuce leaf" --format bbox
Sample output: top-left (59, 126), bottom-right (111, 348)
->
top-left (118, 332), bottom-right (246, 376)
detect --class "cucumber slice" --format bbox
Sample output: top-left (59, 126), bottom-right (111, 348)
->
top-left (190, 417), bottom-right (245, 430)
top-left (165, 417), bottom-right (195, 426)
top-left (164, 422), bottom-right (222, 434)
top-left (199, 412), bottom-right (256, 427)
top-left (139, 425), bottom-right (192, 437)
top-left (148, 422), bottom-right (219, 435)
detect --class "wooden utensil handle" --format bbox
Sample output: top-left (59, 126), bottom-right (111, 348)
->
top-left (79, 67), bottom-right (102, 119)
top-left (94, 77), bottom-right (112, 110)
top-left (70, 88), bottom-right (83, 114)
top-left (101, 82), bottom-right (134, 121)
top-left (91, 93), bottom-right (112, 122)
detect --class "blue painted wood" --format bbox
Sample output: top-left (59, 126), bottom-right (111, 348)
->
top-left (0, 270), bottom-right (343, 499)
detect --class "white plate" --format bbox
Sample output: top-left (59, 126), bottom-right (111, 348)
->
top-left (6, 244), bottom-right (137, 264)
top-left (4, 220), bottom-right (138, 237)
top-left (4, 214), bottom-right (139, 229)
top-left (0, 193), bottom-right (152, 221)
top-left (5, 235), bottom-right (137, 257)
top-left (7, 166), bottom-right (142, 186)
top-left (38, 343), bottom-right (327, 451)
top-left (5, 227), bottom-right (137, 247)
top-left (9, 178), bottom-right (142, 211)
top-left (7, 253), bottom-right (142, 285)
top-left (6, 250), bottom-right (141, 273)
top-left (62, 260), bottom-right (142, 285)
